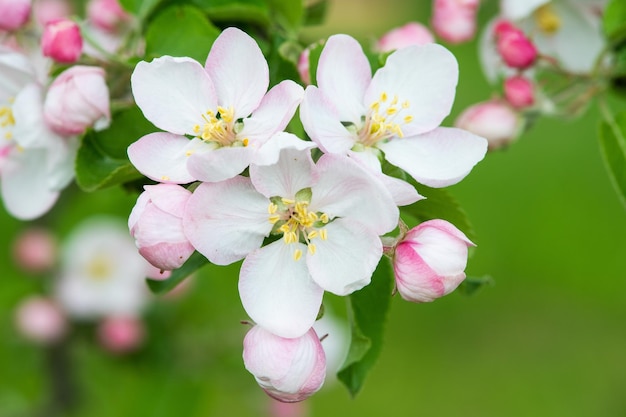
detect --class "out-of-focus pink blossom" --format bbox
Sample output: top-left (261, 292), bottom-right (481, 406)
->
top-left (129, 183), bottom-right (194, 271)
top-left (12, 227), bottom-right (57, 273)
top-left (243, 325), bottom-right (326, 403)
top-left (431, 0), bottom-right (479, 44)
top-left (494, 21), bottom-right (537, 69)
top-left (15, 296), bottom-right (67, 344)
top-left (41, 19), bottom-right (83, 63)
top-left (297, 47), bottom-right (311, 85)
top-left (0, 0), bottom-right (31, 31)
top-left (393, 219), bottom-right (474, 303)
top-left (504, 75), bottom-right (534, 109)
top-left (375, 22), bottom-right (434, 53)
top-left (87, 0), bottom-right (130, 32)
top-left (455, 99), bottom-right (521, 150)
top-left (98, 316), bottom-right (145, 353)
top-left (43, 65), bottom-right (110, 135)
top-left (33, 0), bottom-right (71, 26)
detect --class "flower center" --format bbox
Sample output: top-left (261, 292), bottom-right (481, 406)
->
top-left (192, 106), bottom-right (248, 148)
top-left (0, 103), bottom-right (15, 141)
top-left (267, 190), bottom-right (330, 261)
top-left (356, 92), bottom-right (413, 147)
top-left (534, 4), bottom-right (561, 34)
top-left (86, 254), bottom-right (113, 281)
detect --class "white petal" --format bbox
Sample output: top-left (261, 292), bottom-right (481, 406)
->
top-left (253, 132), bottom-right (316, 167)
top-left (239, 241), bottom-right (324, 338)
top-left (501, 0), bottom-right (549, 20)
top-left (379, 127), bottom-right (487, 188)
top-left (186, 145), bottom-right (254, 182)
top-left (307, 218), bottom-right (382, 296)
top-left (12, 83), bottom-right (53, 149)
top-left (250, 147), bottom-right (316, 199)
top-left (0, 47), bottom-right (36, 100)
top-left (131, 56), bottom-right (216, 135)
top-left (183, 177), bottom-right (271, 265)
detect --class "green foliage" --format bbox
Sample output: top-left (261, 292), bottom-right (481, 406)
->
top-left (604, 0), bottom-right (626, 46)
top-left (266, 0), bottom-right (304, 32)
top-left (119, 0), bottom-right (162, 21)
top-left (457, 275), bottom-right (494, 296)
top-left (192, 0), bottom-right (271, 27)
top-left (304, 40), bottom-right (324, 86)
top-left (598, 110), bottom-right (626, 207)
top-left (145, 5), bottom-right (221, 62)
top-left (303, 0), bottom-right (328, 26)
top-left (147, 251), bottom-right (210, 294)
top-left (337, 258), bottom-right (394, 397)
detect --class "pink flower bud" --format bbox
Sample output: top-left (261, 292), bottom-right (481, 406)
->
top-left (86, 0), bottom-right (129, 32)
top-left (504, 75), bottom-right (534, 109)
top-left (0, 0), bottom-right (32, 31)
top-left (41, 19), bottom-right (83, 63)
top-left (12, 227), bottom-right (57, 273)
top-left (455, 99), bottom-right (521, 150)
top-left (33, 0), bottom-right (71, 26)
top-left (375, 22), bottom-right (434, 53)
top-left (98, 316), bottom-right (145, 353)
top-left (43, 65), bottom-right (110, 135)
top-left (297, 47), bottom-right (310, 86)
top-left (393, 219), bottom-right (474, 303)
top-left (494, 22), bottom-right (537, 69)
top-left (15, 296), bottom-right (67, 345)
top-left (243, 326), bottom-right (326, 403)
top-left (128, 184), bottom-right (195, 271)
top-left (431, 0), bottom-right (479, 44)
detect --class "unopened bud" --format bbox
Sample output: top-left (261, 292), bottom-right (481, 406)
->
top-left (375, 22), bottom-right (434, 53)
top-left (41, 19), bottom-right (83, 63)
top-left (504, 75), bottom-right (534, 109)
top-left (494, 21), bottom-right (537, 69)
top-left (0, 0), bottom-right (31, 31)
top-left (432, 0), bottom-right (479, 44)
top-left (15, 296), bottom-right (67, 345)
top-left (455, 99), bottom-right (521, 150)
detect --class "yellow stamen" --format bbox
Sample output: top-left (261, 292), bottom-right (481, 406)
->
top-left (534, 4), bottom-right (561, 34)
top-left (320, 229), bottom-right (328, 240)
top-left (293, 249), bottom-right (303, 261)
top-left (242, 138), bottom-right (249, 147)
top-left (161, 175), bottom-right (170, 181)
top-left (308, 244), bottom-right (316, 255)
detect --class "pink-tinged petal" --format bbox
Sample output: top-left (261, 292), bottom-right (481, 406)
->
top-left (316, 34), bottom-right (371, 124)
top-left (128, 189), bottom-right (149, 231)
top-left (394, 243), bottom-right (447, 301)
top-left (205, 27), bottom-right (269, 118)
top-left (307, 218), bottom-right (382, 296)
top-left (501, 0), bottom-right (548, 20)
top-left (131, 56), bottom-right (216, 135)
top-left (379, 127), bottom-right (487, 188)
top-left (127, 133), bottom-right (202, 184)
top-left (238, 80), bottom-right (304, 145)
top-left (310, 154), bottom-right (398, 235)
top-left (187, 145), bottom-right (254, 183)
top-left (139, 241), bottom-right (194, 271)
top-left (250, 147), bottom-right (316, 199)
top-left (239, 241), bottom-right (324, 338)
top-left (144, 183), bottom-right (191, 215)
top-left (253, 132), bottom-right (316, 167)
top-left (1, 149), bottom-right (59, 220)
top-left (12, 83), bottom-right (51, 149)
top-left (365, 43), bottom-right (458, 137)
top-left (183, 177), bottom-right (271, 265)
top-left (300, 86), bottom-right (356, 154)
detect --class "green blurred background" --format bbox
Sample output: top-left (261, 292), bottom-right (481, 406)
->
top-left (2, 1), bottom-right (626, 416)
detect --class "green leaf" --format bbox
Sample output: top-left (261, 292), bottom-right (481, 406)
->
top-left (604, 0), bottom-right (626, 45)
top-left (145, 5), bottom-right (221, 62)
top-left (119, 0), bottom-right (162, 21)
top-left (337, 258), bottom-right (394, 397)
top-left (598, 110), bottom-right (626, 207)
top-left (192, 0), bottom-right (270, 27)
top-left (303, 0), bottom-right (328, 26)
top-left (304, 39), bottom-right (324, 86)
top-left (266, 0), bottom-right (304, 32)
top-left (457, 275), bottom-right (494, 296)
top-left (147, 251), bottom-right (209, 294)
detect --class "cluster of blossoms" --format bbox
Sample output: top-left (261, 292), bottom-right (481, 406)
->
top-left (127, 27), bottom-right (487, 401)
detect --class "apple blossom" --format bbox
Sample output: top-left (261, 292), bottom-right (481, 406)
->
top-left (375, 22), bottom-right (434, 53)
top-left (14, 296), bottom-right (67, 345)
top-left (33, 0), bottom-right (71, 26)
top-left (455, 99), bottom-right (522, 150)
top-left (494, 21), bottom-right (537, 70)
top-left (243, 325), bottom-right (326, 403)
top-left (0, 0), bottom-right (31, 32)
top-left (431, 0), bottom-right (479, 44)
top-left (87, 0), bottom-right (129, 32)
top-left (41, 19), bottom-right (83, 63)
top-left (393, 219), bottom-right (474, 303)
top-left (184, 144), bottom-right (398, 338)
top-left (98, 316), bottom-right (146, 353)
top-left (128, 183), bottom-right (195, 270)
top-left (43, 65), bottom-right (110, 135)
top-left (128, 27), bottom-right (304, 185)
top-left (504, 75), bottom-right (535, 109)
top-left (299, 34), bottom-right (487, 199)
top-left (55, 218), bottom-right (151, 319)
top-left (12, 227), bottom-right (57, 273)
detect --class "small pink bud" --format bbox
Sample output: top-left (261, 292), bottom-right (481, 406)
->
top-left (41, 19), bottom-right (83, 63)
top-left (494, 23), bottom-right (537, 69)
top-left (129, 184), bottom-right (195, 271)
top-left (375, 22), bottom-right (434, 53)
top-left (393, 219), bottom-right (474, 303)
top-left (15, 296), bottom-right (67, 345)
top-left (98, 316), bottom-right (145, 353)
top-left (0, 0), bottom-right (32, 31)
top-left (12, 227), bottom-right (57, 274)
top-left (243, 326), bottom-right (326, 403)
top-left (455, 99), bottom-right (521, 150)
top-left (33, 0), bottom-right (71, 26)
top-left (44, 65), bottom-right (110, 135)
top-left (504, 75), bottom-right (534, 109)
top-left (86, 0), bottom-right (129, 32)
top-left (431, 0), bottom-right (479, 44)
top-left (297, 47), bottom-right (310, 86)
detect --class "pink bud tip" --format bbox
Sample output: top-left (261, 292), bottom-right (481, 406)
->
top-left (0, 0), bottom-right (31, 31)
top-left (15, 296), bottom-right (67, 345)
top-left (41, 19), bottom-right (83, 63)
top-left (98, 316), bottom-right (145, 353)
top-left (12, 227), bottom-right (57, 274)
top-left (504, 75), bottom-right (535, 109)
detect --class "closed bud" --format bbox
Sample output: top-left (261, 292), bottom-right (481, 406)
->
top-left (375, 22), bottom-right (434, 53)
top-left (243, 326), bottom-right (326, 403)
top-left (494, 21), bottom-right (537, 69)
top-left (41, 19), bottom-right (83, 63)
top-left (432, 0), bottom-right (479, 44)
top-left (455, 99), bottom-right (521, 150)
top-left (15, 296), bottom-right (67, 345)
top-left (0, 0), bottom-right (31, 31)
top-left (98, 316), bottom-right (145, 353)
top-left (12, 227), bottom-right (57, 274)
top-left (393, 219), bottom-right (474, 303)
top-left (129, 184), bottom-right (195, 271)
top-left (504, 75), bottom-right (534, 109)
top-left (86, 0), bottom-right (129, 32)
top-left (44, 65), bottom-right (110, 135)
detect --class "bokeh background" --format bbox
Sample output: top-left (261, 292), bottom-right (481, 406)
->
top-left (2, 1), bottom-right (626, 416)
